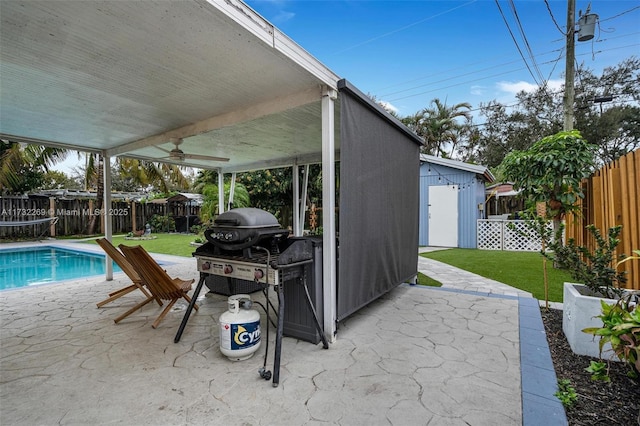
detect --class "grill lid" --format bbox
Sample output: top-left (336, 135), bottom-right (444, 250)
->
top-left (213, 208), bottom-right (280, 228)
top-left (203, 208), bottom-right (288, 252)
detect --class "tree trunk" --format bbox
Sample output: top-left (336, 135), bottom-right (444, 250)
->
top-left (86, 154), bottom-right (103, 235)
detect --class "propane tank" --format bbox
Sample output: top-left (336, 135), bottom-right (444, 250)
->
top-left (219, 294), bottom-right (261, 361)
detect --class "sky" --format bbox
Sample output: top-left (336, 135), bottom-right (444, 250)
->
top-left (52, 0), bottom-right (639, 174)
top-left (244, 0), bottom-right (639, 116)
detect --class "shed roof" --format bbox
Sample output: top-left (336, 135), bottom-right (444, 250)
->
top-left (166, 193), bottom-right (203, 205)
top-left (420, 154), bottom-right (495, 183)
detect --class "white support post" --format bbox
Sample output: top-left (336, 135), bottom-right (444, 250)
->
top-left (292, 162), bottom-right (300, 236)
top-left (218, 170), bottom-right (225, 215)
top-left (103, 152), bottom-right (113, 280)
top-left (321, 87), bottom-right (337, 343)
top-left (300, 164), bottom-right (309, 235)
top-left (228, 172), bottom-right (236, 211)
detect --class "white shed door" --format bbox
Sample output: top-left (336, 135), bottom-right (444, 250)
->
top-left (428, 185), bottom-right (458, 247)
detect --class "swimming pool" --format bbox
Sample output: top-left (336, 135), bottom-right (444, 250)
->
top-left (0, 246), bottom-right (122, 291)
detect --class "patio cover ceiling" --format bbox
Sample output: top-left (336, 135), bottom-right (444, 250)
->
top-left (0, 0), bottom-right (340, 173)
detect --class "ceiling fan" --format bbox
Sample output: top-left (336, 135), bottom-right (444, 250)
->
top-left (156, 137), bottom-right (229, 162)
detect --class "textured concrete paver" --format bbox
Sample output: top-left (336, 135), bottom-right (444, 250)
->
top-left (1, 242), bottom-right (535, 425)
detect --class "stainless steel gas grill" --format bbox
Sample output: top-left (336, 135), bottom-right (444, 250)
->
top-left (174, 208), bottom-right (328, 387)
top-left (200, 208), bottom-right (289, 296)
top-left (203, 207), bottom-right (288, 257)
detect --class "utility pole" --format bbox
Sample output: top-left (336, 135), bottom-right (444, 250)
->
top-left (564, 0), bottom-right (576, 131)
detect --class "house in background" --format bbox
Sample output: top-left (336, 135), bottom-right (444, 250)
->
top-left (419, 155), bottom-right (495, 248)
top-left (484, 182), bottom-right (524, 218)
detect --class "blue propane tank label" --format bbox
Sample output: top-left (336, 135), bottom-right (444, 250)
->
top-left (224, 321), bottom-right (261, 350)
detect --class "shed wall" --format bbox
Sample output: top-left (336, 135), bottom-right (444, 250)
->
top-left (419, 162), bottom-right (485, 248)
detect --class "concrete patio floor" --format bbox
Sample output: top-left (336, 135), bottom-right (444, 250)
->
top-left (1, 242), bottom-right (566, 425)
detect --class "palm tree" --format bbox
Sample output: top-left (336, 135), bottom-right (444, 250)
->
top-left (402, 99), bottom-right (472, 157)
top-left (116, 157), bottom-right (190, 193)
top-left (200, 181), bottom-right (250, 223)
top-left (83, 153), bottom-right (104, 235)
top-left (82, 155), bottom-right (190, 234)
top-left (0, 141), bottom-right (68, 193)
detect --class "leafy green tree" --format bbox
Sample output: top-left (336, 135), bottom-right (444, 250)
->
top-left (40, 170), bottom-right (82, 190)
top-left (109, 165), bottom-right (140, 192)
top-left (239, 168), bottom-right (292, 211)
top-left (468, 91), bottom-right (563, 168)
top-left (500, 130), bottom-right (596, 235)
top-left (574, 58), bottom-right (640, 165)
top-left (199, 182), bottom-right (250, 223)
top-left (469, 57), bottom-right (639, 168)
top-left (235, 165), bottom-right (324, 228)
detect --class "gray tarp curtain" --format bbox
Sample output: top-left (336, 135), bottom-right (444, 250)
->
top-left (337, 80), bottom-right (421, 321)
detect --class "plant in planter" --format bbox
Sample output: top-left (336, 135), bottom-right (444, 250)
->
top-left (564, 225), bottom-right (627, 299)
top-left (561, 224), bottom-right (628, 358)
top-left (583, 291), bottom-right (640, 380)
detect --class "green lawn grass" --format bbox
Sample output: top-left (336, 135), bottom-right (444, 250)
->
top-left (417, 272), bottom-right (442, 287)
top-left (421, 249), bottom-right (574, 302)
top-left (86, 233), bottom-right (198, 257)
top-left (83, 236), bottom-right (568, 301)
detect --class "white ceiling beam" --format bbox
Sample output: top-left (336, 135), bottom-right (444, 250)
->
top-left (0, 133), bottom-right (103, 153)
top-left (106, 86), bottom-right (323, 157)
top-left (219, 151), bottom-right (341, 174)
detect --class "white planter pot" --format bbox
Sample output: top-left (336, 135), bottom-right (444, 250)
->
top-left (562, 282), bottom-right (617, 359)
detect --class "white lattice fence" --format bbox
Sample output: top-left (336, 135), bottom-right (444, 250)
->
top-left (477, 220), bottom-right (502, 250)
top-left (477, 219), bottom-right (552, 251)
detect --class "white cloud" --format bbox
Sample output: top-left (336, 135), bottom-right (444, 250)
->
top-left (545, 79), bottom-right (564, 91)
top-left (378, 100), bottom-right (399, 115)
top-left (272, 10), bottom-right (295, 24)
top-left (470, 85), bottom-right (486, 96)
top-left (496, 78), bottom-right (564, 95)
top-left (496, 80), bottom-right (538, 95)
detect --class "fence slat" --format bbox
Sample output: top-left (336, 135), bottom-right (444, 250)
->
top-left (566, 149), bottom-right (639, 290)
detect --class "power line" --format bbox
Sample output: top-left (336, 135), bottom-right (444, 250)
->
top-left (544, 0), bottom-right (566, 35)
top-left (494, 0), bottom-right (541, 86)
top-left (379, 49), bottom-right (563, 98)
top-left (382, 43), bottom-right (639, 104)
top-left (599, 5), bottom-right (640, 23)
top-left (508, 0), bottom-right (546, 85)
top-left (331, 0), bottom-right (478, 55)
top-left (367, 3), bottom-right (637, 104)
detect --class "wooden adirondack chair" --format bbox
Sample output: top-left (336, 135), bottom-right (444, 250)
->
top-left (95, 238), bottom-right (162, 308)
top-left (118, 244), bottom-right (197, 329)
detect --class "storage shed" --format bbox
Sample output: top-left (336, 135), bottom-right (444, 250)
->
top-left (166, 193), bottom-right (203, 232)
top-left (419, 155), bottom-right (494, 248)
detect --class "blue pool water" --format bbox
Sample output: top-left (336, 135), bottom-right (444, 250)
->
top-left (0, 246), bottom-right (122, 291)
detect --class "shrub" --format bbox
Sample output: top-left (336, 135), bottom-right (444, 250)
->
top-left (149, 214), bottom-right (175, 233)
top-left (556, 225), bottom-right (627, 299)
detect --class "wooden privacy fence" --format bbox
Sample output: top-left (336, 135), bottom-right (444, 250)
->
top-left (565, 149), bottom-right (639, 290)
top-left (0, 194), bottom-right (199, 238)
